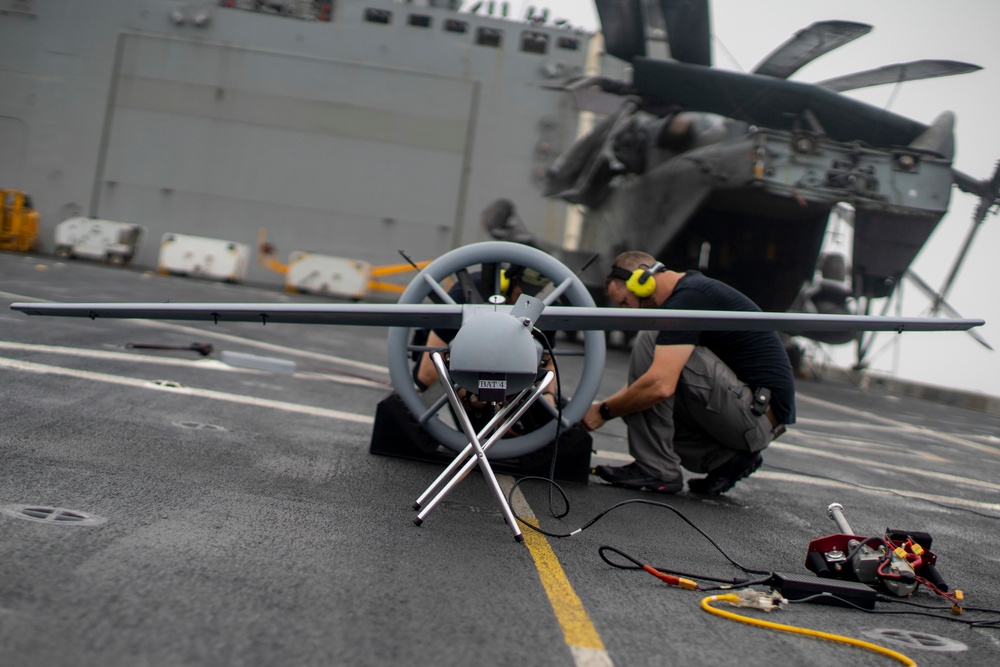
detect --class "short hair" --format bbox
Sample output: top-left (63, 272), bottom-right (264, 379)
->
top-left (605, 250), bottom-right (658, 290)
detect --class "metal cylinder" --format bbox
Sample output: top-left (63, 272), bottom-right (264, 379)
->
top-left (806, 550), bottom-right (832, 578)
top-left (827, 503), bottom-right (855, 535)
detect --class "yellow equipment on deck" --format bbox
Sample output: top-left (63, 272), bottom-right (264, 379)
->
top-left (256, 228), bottom-right (430, 298)
top-left (0, 190), bottom-right (39, 253)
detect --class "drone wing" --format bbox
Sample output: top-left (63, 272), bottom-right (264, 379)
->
top-left (9, 301), bottom-right (982, 334)
top-left (535, 307), bottom-right (982, 333)
top-left (8, 302), bottom-right (464, 328)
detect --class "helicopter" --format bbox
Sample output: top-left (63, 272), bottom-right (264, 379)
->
top-left (485, 0), bottom-right (1000, 365)
top-left (10, 241), bottom-right (983, 539)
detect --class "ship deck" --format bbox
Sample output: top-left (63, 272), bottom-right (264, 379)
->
top-left (2, 251), bottom-right (1000, 666)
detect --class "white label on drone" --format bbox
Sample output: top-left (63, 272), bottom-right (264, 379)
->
top-left (479, 380), bottom-right (507, 389)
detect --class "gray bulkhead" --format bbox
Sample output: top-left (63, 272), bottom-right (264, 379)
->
top-left (0, 0), bottom-right (605, 285)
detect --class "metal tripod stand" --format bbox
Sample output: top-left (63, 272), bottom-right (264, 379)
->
top-left (412, 352), bottom-right (555, 542)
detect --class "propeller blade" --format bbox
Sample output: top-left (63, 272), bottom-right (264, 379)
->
top-left (904, 270), bottom-right (993, 350)
top-left (935, 160), bottom-right (1000, 308)
top-left (953, 161), bottom-right (1000, 211)
top-left (753, 20), bottom-right (871, 79)
top-left (974, 159), bottom-right (1000, 221)
top-left (818, 59), bottom-right (982, 93)
top-left (951, 167), bottom-right (982, 196)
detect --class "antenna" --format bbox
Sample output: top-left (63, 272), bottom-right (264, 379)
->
top-left (398, 249), bottom-right (421, 272)
top-left (578, 253), bottom-right (600, 275)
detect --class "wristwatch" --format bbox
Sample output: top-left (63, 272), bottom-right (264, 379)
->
top-left (599, 402), bottom-right (613, 420)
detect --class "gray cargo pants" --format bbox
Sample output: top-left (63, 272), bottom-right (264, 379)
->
top-left (623, 331), bottom-right (776, 481)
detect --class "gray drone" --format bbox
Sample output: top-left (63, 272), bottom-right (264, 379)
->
top-left (10, 242), bottom-right (983, 541)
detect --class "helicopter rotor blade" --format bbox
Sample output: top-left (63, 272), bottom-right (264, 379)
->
top-left (657, 0), bottom-right (712, 66)
top-left (594, 0), bottom-right (646, 63)
top-left (817, 59), bottom-right (982, 93)
top-left (753, 20), bottom-right (871, 79)
top-left (934, 160), bottom-right (1000, 309)
top-left (904, 270), bottom-right (993, 351)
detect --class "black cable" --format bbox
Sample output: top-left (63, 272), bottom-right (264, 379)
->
top-left (506, 488), bottom-right (773, 582)
top-left (598, 545), bottom-right (771, 590)
top-left (843, 535), bottom-right (887, 564)
top-left (877, 595), bottom-right (1000, 619)
top-left (960, 605), bottom-right (1000, 615)
top-left (877, 596), bottom-right (955, 610)
top-left (786, 593), bottom-right (1000, 628)
top-left (531, 327), bottom-right (567, 519)
top-left (510, 466), bottom-right (1000, 619)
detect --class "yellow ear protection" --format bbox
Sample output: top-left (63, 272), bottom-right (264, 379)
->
top-left (609, 261), bottom-right (664, 298)
top-left (499, 265), bottom-right (525, 295)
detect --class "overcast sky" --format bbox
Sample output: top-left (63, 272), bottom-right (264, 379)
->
top-left (492, 1), bottom-right (1000, 398)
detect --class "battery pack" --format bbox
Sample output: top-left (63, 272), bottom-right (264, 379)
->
top-left (769, 572), bottom-right (877, 610)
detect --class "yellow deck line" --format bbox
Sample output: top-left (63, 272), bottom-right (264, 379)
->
top-left (500, 476), bottom-right (613, 667)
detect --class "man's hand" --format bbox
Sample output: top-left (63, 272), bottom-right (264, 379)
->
top-left (582, 401), bottom-right (606, 431)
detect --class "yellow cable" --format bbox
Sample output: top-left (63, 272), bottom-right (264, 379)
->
top-left (700, 594), bottom-right (917, 667)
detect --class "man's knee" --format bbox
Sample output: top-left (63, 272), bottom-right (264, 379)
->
top-left (682, 346), bottom-right (740, 385)
top-left (744, 419), bottom-right (773, 453)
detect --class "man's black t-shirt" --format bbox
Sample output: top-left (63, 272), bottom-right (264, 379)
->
top-left (655, 271), bottom-right (796, 425)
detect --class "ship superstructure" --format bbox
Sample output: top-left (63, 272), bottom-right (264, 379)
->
top-left (0, 0), bottom-right (605, 281)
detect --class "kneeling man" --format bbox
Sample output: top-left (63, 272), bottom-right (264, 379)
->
top-left (583, 251), bottom-right (795, 495)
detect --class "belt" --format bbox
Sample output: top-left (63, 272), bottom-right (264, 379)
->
top-left (765, 406), bottom-right (786, 438)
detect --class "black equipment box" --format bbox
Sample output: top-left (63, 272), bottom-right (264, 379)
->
top-left (369, 392), bottom-right (593, 483)
top-left (770, 572), bottom-right (878, 610)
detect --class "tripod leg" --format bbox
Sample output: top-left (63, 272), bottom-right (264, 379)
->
top-left (413, 384), bottom-right (533, 510)
top-left (413, 356), bottom-right (553, 540)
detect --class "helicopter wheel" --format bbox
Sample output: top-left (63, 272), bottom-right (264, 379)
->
top-left (385, 241), bottom-right (606, 459)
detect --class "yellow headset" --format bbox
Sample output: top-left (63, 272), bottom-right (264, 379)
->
top-left (498, 265), bottom-right (524, 295)
top-left (608, 262), bottom-right (664, 298)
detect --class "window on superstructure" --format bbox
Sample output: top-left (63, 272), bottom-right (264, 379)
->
top-left (408, 14), bottom-right (431, 28)
top-left (557, 36), bottom-right (580, 51)
top-left (520, 31), bottom-right (548, 55)
top-left (444, 19), bottom-right (467, 34)
top-left (363, 8), bottom-right (391, 24)
top-left (476, 27), bottom-right (503, 48)
top-left (218, 0), bottom-right (331, 21)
